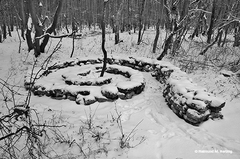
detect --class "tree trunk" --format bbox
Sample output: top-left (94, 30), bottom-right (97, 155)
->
top-left (3, 24), bottom-right (7, 39)
top-left (115, 0), bottom-right (125, 44)
top-left (152, 19), bottom-right (160, 53)
top-left (190, 12), bottom-right (205, 39)
top-left (200, 29), bottom-right (221, 55)
top-left (27, 0), bottom-right (44, 56)
top-left (157, 33), bottom-right (174, 60)
top-left (20, 0), bottom-right (26, 40)
top-left (26, 28), bottom-right (34, 51)
top-left (233, 25), bottom-right (240, 47)
top-left (207, 0), bottom-right (217, 43)
top-left (40, 0), bottom-right (63, 53)
top-left (127, 0), bottom-right (130, 32)
top-left (8, 25), bottom-right (12, 37)
top-left (163, 0), bottom-right (171, 31)
top-left (100, 0), bottom-right (108, 77)
top-left (0, 27), bottom-right (2, 43)
top-left (137, 0), bottom-right (146, 45)
top-left (221, 27), bottom-right (228, 47)
top-left (64, 14), bottom-right (69, 33)
top-left (70, 18), bottom-right (77, 58)
top-left (217, 30), bottom-right (223, 46)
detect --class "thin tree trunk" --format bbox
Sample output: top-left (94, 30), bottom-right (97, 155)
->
top-left (40, 0), bottom-right (63, 53)
top-left (217, 30), bottom-right (223, 46)
top-left (157, 33), bottom-right (174, 60)
top-left (207, 0), bottom-right (217, 43)
top-left (0, 27), bottom-right (2, 43)
top-left (163, 0), bottom-right (171, 31)
top-left (115, 0), bottom-right (125, 44)
top-left (152, 19), bottom-right (161, 53)
top-left (127, 0), bottom-right (130, 32)
top-left (20, 0), bottom-right (26, 40)
top-left (3, 24), bottom-right (7, 39)
top-left (27, 0), bottom-right (43, 56)
top-left (70, 18), bottom-right (77, 58)
top-left (70, 33), bottom-right (75, 58)
top-left (233, 25), bottom-right (240, 47)
top-left (137, 0), bottom-right (146, 45)
top-left (200, 29), bottom-right (221, 55)
top-left (100, 0), bottom-right (108, 77)
top-left (26, 29), bottom-right (34, 51)
top-left (221, 27), bottom-right (228, 47)
top-left (16, 26), bottom-right (22, 53)
top-left (64, 14), bottom-right (69, 33)
top-left (8, 25), bottom-right (12, 37)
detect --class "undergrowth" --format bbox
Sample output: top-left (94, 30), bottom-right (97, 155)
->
top-left (0, 38), bottom-right (145, 159)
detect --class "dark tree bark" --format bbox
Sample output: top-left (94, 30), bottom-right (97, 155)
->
top-left (152, 19), bottom-right (161, 53)
top-left (100, 0), bottom-right (108, 77)
top-left (8, 26), bottom-right (12, 37)
top-left (27, 0), bottom-right (43, 56)
top-left (179, 0), bottom-right (189, 21)
top-left (200, 29), bottom-right (221, 55)
top-left (26, 28), bottom-right (34, 52)
top-left (217, 30), bottom-right (223, 46)
top-left (64, 14), bottom-right (69, 33)
top-left (137, 0), bottom-right (146, 45)
top-left (190, 11), bottom-right (206, 39)
top-left (40, 0), bottom-right (63, 52)
top-left (207, 0), bottom-right (217, 43)
top-left (2, 24), bottom-right (7, 39)
top-left (0, 27), bottom-right (2, 43)
top-left (19, 0), bottom-right (26, 40)
top-left (115, 0), bottom-right (125, 44)
top-left (157, 33), bottom-right (174, 60)
top-left (163, 0), bottom-right (171, 31)
top-left (221, 27), bottom-right (229, 47)
top-left (40, 0), bottom-right (63, 53)
top-left (233, 25), bottom-right (240, 47)
top-left (127, 0), bottom-right (130, 32)
top-left (70, 18), bottom-right (77, 58)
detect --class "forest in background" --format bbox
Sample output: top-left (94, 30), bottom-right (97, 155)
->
top-left (1, 1), bottom-right (240, 159)
top-left (0, 0), bottom-right (240, 62)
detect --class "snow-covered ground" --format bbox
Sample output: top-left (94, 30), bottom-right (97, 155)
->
top-left (0, 29), bottom-right (240, 159)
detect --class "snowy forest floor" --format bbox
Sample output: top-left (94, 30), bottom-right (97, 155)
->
top-left (0, 29), bottom-right (240, 159)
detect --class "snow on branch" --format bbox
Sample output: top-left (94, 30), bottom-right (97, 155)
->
top-left (35, 31), bottom-right (81, 40)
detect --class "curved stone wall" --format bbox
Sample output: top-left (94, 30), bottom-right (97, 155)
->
top-left (24, 56), bottom-right (225, 125)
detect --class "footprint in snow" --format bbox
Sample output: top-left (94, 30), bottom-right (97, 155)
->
top-left (120, 111), bottom-right (132, 122)
top-left (148, 129), bottom-right (159, 135)
top-left (145, 108), bottom-right (157, 123)
top-left (162, 132), bottom-right (176, 140)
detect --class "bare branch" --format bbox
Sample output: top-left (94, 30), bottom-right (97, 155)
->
top-left (35, 31), bottom-right (81, 40)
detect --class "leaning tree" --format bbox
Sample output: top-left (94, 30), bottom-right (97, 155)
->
top-left (20, 0), bottom-right (64, 57)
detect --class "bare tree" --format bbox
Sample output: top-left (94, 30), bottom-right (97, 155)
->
top-left (137, 0), bottom-right (146, 45)
top-left (40, 0), bottom-right (63, 53)
top-left (207, 0), bottom-right (217, 43)
top-left (100, 0), bottom-right (108, 77)
top-left (22, 0), bottom-right (63, 57)
top-left (115, 0), bottom-right (125, 44)
top-left (152, 19), bottom-right (160, 53)
top-left (0, 27), bottom-right (2, 43)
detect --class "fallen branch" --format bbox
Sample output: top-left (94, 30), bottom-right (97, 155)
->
top-left (0, 126), bottom-right (30, 141)
top-left (35, 31), bottom-right (81, 40)
top-left (199, 30), bottom-right (221, 55)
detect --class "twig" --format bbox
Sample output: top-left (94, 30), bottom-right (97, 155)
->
top-left (35, 31), bottom-right (81, 40)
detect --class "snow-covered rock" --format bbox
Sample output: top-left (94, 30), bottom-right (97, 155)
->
top-left (24, 55), bottom-right (225, 125)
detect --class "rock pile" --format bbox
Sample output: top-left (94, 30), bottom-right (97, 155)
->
top-left (24, 61), bottom-right (145, 105)
top-left (152, 61), bottom-right (225, 125)
top-left (24, 56), bottom-right (225, 125)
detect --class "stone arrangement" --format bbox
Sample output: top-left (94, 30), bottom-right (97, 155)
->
top-left (24, 57), bottom-right (146, 105)
top-left (24, 56), bottom-right (226, 125)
